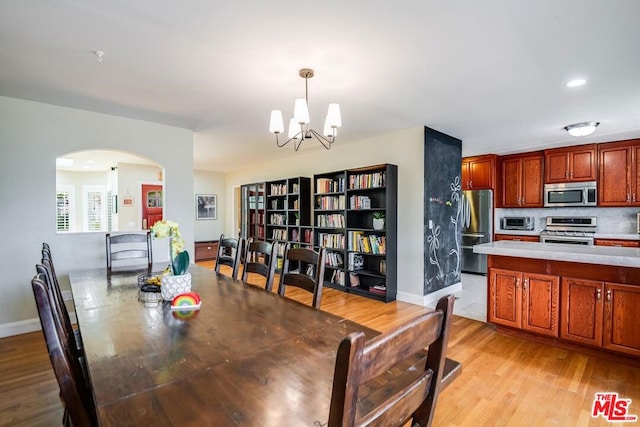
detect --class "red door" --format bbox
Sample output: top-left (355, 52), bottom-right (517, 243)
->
top-left (142, 184), bottom-right (163, 229)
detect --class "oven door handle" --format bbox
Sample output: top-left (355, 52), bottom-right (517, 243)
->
top-left (462, 233), bottom-right (485, 238)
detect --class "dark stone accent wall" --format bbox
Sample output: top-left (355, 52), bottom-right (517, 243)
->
top-left (423, 126), bottom-right (462, 294)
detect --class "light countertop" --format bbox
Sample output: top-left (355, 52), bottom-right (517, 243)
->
top-left (494, 230), bottom-right (640, 240)
top-left (474, 240), bottom-right (640, 268)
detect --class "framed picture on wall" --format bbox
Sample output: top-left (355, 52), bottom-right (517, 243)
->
top-left (196, 194), bottom-right (217, 220)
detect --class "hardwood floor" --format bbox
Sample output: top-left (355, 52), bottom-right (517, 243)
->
top-left (2, 262), bottom-right (639, 426)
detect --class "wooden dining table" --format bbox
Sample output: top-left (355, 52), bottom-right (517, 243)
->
top-left (69, 264), bottom-right (383, 426)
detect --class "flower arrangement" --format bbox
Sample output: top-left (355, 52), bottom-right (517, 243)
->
top-left (151, 220), bottom-right (190, 275)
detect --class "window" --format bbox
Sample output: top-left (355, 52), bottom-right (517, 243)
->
top-left (56, 185), bottom-right (75, 232)
top-left (83, 185), bottom-right (107, 232)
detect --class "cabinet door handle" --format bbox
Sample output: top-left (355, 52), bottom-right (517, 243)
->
top-left (565, 171), bottom-right (569, 178)
top-left (469, 180), bottom-right (473, 188)
top-left (207, 246), bottom-right (212, 250)
top-left (606, 289), bottom-right (611, 302)
top-left (523, 278), bottom-right (528, 290)
top-left (515, 278), bottom-right (520, 289)
top-left (596, 288), bottom-right (601, 301)
top-left (627, 194), bottom-right (631, 203)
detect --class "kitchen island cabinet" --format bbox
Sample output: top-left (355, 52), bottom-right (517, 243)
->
top-left (475, 241), bottom-right (640, 358)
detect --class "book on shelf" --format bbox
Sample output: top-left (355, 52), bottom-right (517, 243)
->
top-left (349, 171), bottom-right (386, 190)
top-left (330, 270), bottom-right (345, 286)
top-left (316, 177), bottom-right (345, 194)
top-left (348, 252), bottom-right (364, 271)
top-left (348, 273), bottom-right (360, 287)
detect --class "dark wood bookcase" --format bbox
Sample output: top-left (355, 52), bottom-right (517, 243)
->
top-left (265, 176), bottom-right (311, 253)
top-left (314, 163), bottom-right (397, 302)
top-left (240, 182), bottom-right (266, 240)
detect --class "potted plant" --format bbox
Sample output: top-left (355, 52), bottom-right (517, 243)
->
top-left (372, 212), bottom-right (385, 230)
top-left (151, 220), bottom-right (191, 300)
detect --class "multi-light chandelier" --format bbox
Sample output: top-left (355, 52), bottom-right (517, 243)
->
top-left (269, 68), bottom-right (342, 151)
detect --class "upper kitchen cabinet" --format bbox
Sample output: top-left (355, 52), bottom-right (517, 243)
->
top-left (461, 154), bottom-right (496, 190)
top-left (498, 152), bottom-right (543, 208)
top-left (598, 139), bottom-right (640, 206)
top-left (544, 144), bottom-right (597, 183)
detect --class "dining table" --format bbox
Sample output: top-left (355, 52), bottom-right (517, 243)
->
top-left (69, 264), bottom-right (384, 426)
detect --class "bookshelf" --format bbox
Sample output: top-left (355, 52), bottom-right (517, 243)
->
top-left (264, 177), bottom-right (311, 268)
top-left (240, 182), bottom-right (266, 240)
top-left (314, 164), bottom-right (397, 302)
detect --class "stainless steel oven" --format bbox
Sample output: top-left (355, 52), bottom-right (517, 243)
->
top-left (539, 216), bottom-right (596, 245)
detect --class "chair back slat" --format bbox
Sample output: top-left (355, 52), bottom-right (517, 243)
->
top-left (215, 234), bottom-right (245, 279)
top-left (241, 239), bottom-right (278, 291)
top-left (106, 232), bottom-right (153, 276)
top-left (328, 295), bottom-right (455, 427)
top-left (277, 244), bottom-right (326, 308)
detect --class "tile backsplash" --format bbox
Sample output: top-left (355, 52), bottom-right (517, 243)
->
top-left (495, 207), bottom-right (640, 234)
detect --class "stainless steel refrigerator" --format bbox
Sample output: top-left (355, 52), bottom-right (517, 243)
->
top-left (461, 189), bottom-right (493, 274)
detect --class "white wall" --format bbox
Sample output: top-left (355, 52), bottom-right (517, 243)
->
top-left (0, 96), bottom-right (194, 334)
top-left (224, 127), bottom-right (427, 303)
top-left (194, 169), bottom-right (226, 241)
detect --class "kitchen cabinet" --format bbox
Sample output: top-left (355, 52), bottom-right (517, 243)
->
top-left (494, 234), bottom-right (539, 242)
top-left (598, 139), bottom-right (640, 206)
top-left (489, 268), bottom-right (559, 337)
top-left (594, 238), bottom-right (640, 248)
top-left (561, 278), bottom-right (640, 357)
top-left (603, 283), bottom-right (640, 357)
top-left (499, 152), bottom-right (543, 207)
top-left (544, 144), bottom-right (597, 183)
top-left (461, 155), bottom-right (496, 190)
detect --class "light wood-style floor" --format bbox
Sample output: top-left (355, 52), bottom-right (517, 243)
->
top-left (2, 262), bottom-right (639, 426)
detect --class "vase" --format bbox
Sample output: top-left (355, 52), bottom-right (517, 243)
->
top-left (373, 218), bottom-right (384, 230)
top-left (161, 272), bottom-right (192, 301)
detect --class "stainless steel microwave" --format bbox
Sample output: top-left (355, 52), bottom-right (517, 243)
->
top-left (500, 216), bottom-right (535, 230)
top-left (544, 181), bottom-right (597, 207)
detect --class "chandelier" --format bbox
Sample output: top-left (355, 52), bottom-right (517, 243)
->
top-left (269, 68), bottom-right (342, 151)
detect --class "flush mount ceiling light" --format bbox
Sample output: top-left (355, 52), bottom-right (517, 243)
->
top-left (564, 121), bottom-right (600, 137)
top-left (566, 78), bottom-right (586, 88)
top-left (269, 68), bottom-right (342, 151)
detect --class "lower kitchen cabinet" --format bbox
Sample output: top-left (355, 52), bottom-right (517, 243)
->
top-left (603, 282), bottom-right (640, 357)
top-left (489, 268), bottom-right (559, 337)
top-left (560, 278), bottom-right (640, 357)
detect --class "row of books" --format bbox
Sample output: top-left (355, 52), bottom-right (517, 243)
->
top-left (347, 231), bottom-right (386, 254)
top-left (330, 270), bottom-right (345, 286)
top-left (317, 233), bottom-right (345, 249)
top-left (270, 200), bottom-right (285, 209)
top-left (348, 171), bottom-right (386, 190)
top-left (315, 195), bottom-right (345, 210)
top-left (369, 284), bottom-right (386, 295)
top-left (325, 251), bottom-right (344, 267)
top-left (271, 229), bottom-right (287, 240)
top-left (269, 183), bottom-right (287, 195)
top-left (250, 212), bottom-right (265, 224)
top-left (316, 177), bottom-right (345, 194)
top-left (316, 214), bottom-right (345, 228)
top-left (269, 213), bottom-right (286, 225)
top-left (349, 195), bottom-right (371, 210)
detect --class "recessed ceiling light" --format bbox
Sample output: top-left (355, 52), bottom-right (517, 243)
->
top-left (566, 79), bottom-right (586, 88)
top-left (56, 158), bottom-right (74, 167)
top-left (564, 121), bottom-right (599, 137)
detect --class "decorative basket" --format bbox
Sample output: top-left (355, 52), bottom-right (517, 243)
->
top-left (161, 272), bottom-right (192, 301)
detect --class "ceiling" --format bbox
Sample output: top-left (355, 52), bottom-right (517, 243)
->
top-left (2, 1), bottom-right (639, 173)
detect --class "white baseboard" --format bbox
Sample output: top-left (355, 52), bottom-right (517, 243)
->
top-left (0, 318), bottom-right (41, 338)
top-left (61, 290), bottom-right (73, 301)
top-left (396, 282), bottom-right (462, 307)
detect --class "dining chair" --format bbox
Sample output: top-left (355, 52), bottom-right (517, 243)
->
top-left (241, 239), bottom-right (279, 291)
top-left (31, 275), bottom-right (97, 427)
top-left (214, 234), bottom-right (245, 279)
top-left (36, 262), bottom-right (84, 355)
top-left (277, 244), bottom-right (326, 308)
top-left (328, 294), bottom-right (455, 427)
top-left (105, 231), bottom-right (153, 276)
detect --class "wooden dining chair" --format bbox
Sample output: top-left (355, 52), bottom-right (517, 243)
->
top-left (36, 261), bottom-right (84, 355)
top-left (105, 232), bottom-right (153, 276)
top-left (214, 234), bottom-right (245, 279)
top-left (31, 275), bottom-right (97, 427)
top-left (328, 294), bottom-right (455, 427)
top-left (241, 239), bottom-right (279, 291)
top-left (277, 244), bottom-right (326, 309)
